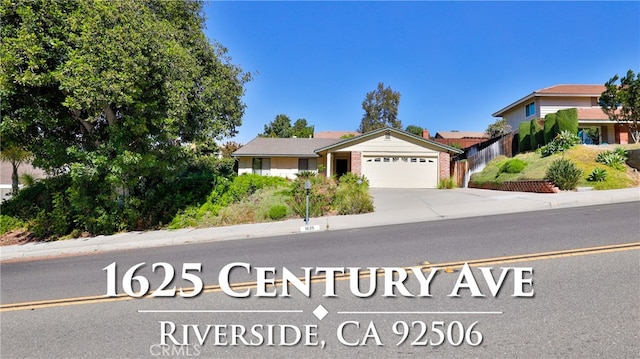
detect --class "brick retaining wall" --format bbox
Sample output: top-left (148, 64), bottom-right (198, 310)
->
top-left (469, 180), bottom-right (560, 193)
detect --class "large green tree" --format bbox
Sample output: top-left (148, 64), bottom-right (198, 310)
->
top-left (261, 114), bottom-right (314, 138)
top-left (261, 114), bottom-right (292, 137)
top-left (0, 0), bottom-right (250, 232)
top-left (404, 125), bottom-right (424, 137)
top-left (358, 82), bottom-right (402, 133)
top-left (599, 69), bottom-right (640, 143)
top-left (291, 118), bottom-right (314, 138)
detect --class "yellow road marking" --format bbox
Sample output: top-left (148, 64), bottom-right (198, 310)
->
top-left (2, 242), bottom-right (638, 312)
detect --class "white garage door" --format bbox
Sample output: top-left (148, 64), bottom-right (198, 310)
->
top-left (362, 156), bottom-right (439, 188)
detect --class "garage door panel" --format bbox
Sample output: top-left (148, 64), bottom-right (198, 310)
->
top-left (362, 156), bottom-right (438, 188)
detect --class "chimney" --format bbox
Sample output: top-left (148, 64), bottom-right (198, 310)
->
top-left (422, 129), bottom-right (430, 139)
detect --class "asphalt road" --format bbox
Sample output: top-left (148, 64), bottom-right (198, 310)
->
top-left (1, 202), bottom-right (639, 358)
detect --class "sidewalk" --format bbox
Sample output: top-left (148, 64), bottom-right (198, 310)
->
top-left (1, 187), bottom-right (638, 262)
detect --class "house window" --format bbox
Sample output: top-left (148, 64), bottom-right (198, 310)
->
top-left (298, 158), bottom-right (317, 172)
top-left (298, 158), bottom-right (308, 171)
top-left (252, 158), bottom-right (270, 175)
top-left (525, 102), bottom-right (535, 117)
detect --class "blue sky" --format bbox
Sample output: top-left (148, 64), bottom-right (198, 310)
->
top-left (204, 1), bottom-right (639, 144)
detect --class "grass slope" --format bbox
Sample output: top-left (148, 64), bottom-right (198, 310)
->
top-left (470, 144), bottom-right (640, 190)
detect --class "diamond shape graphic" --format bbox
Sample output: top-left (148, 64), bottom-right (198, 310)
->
top-left (313, 304), bottom-right (329, 320)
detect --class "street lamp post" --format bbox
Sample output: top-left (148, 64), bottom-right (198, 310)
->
top-left (304, 179), bottom-right (311, 226)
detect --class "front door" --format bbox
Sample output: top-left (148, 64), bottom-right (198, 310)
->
top-left (336, 159), bottom-right (348, 177)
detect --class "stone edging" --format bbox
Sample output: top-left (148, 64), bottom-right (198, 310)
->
top-left (468, 180), bottom-right (560, 193)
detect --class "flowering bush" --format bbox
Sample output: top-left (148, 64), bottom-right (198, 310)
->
top-left (288, 173), bottom-right (337, 217)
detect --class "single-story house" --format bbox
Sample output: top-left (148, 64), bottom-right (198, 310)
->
top-left (492, 84), bottom-right (627, 144)
top-left (233, 127), bottom-right (463, 188)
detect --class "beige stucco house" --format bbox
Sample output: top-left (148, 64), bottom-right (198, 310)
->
top-left (233, 127), bottom-right (463, 188)
top-left (492, 84), bottom-right (628, 144)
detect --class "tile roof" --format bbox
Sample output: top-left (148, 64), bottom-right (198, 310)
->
top-left (435, 131), bottom-right (489, 139)
top-left (314, 131), bottom-right (361, 139)
top-left (577, 107), bottom-right (611, 120)
top-left (232, 137), bottom-right (342, 157)
top-left (493, 84), bottom-right (606, 117)
top-left (536, 84), bottom-right (606, 95)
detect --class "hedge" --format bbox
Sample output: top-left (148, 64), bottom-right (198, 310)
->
top-left (556, 108), bottom-right (578, 135)
top-left (544, 113), bottom-right (558, 144)
top-left (519, 122), bottom-right (531, 152)
top-left (530, 118), bottom-right (545, 150)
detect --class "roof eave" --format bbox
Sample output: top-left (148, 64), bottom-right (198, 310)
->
top-left (493, 91), bottom-right (602, 117)
top-left (315, 127), bottom-right (463, 155)
top-left (233, 153), bottom-right (320, 158)
top-left (492, 93), bottom-right (535, 117)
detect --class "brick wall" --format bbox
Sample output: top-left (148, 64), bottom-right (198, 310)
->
top-left (350, 151), bottom-right (362, 175)
top-left (439, 152), bottom-right (450, 180)
top-left (468, 180), bottom-right (560, 193)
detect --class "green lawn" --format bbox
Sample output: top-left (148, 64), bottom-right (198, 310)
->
top-left (469, 144), bottom-right (640, 190)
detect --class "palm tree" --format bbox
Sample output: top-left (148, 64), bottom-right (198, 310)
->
top-left (0, 146), bottom-right (32, 194)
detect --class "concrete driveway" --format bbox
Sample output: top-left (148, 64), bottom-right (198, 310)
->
top-left (366, 187), bottom-right (640, 225)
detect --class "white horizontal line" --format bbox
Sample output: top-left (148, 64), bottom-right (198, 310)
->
top-left (138, 310), bottom-right (303, 314)
top-left (337, 311), bottom-right (503, 315)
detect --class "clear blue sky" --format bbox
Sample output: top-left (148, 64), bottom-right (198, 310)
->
top-left (204, 1), bottom-right (639, 144)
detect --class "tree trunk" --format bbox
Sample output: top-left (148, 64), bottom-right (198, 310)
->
top-left (11, 162), bottom-right (19, 194)
top-left (630, 121), bottom-right (640, 144)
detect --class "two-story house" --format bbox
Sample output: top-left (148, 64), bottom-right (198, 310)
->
top-left (492, 84), bottom-right (628, 144)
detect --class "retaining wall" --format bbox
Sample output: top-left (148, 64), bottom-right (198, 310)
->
top-left (469, 180), bottom-right (560, 193)
top-left (627, 149), bottom-right (640, 170)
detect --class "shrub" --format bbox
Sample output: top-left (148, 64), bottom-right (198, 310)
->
top-left (596, 149), bottom-right (627, 170)
top-left (268, 204), bottom-right (288, 220)
top-left (499, 158), bottom-right (527, 174)
top-left (613, 146), bottom-right (629, 159)
top-left (556, 108), bottom-right (579, 134)
top-left (518, 122), bottom-right (531, 152)
top-left (19, 173), bottom-right (36, 187)
top-left (530, 119), bottom-right (544, 149)
top-left (206, 174), bottom-right (287, 208)
top-left (546, 158), bottom-right (582, 190)
top-left (288, 174), bottom-right (337, 217)
top-left (585, 127), bottom-right (600, 145)
top-left (543, 113), bottom-right (558, 144)
top-left (0, 215), bottom-right (25, 235)
top-left (587, 168), bottom-right (608, 182)
top-left (539, 141), bottom-right (559, 157)
top-left (540, 130), bottom-right (580, 157)
top-left (170, 174), bottom-right (288, 229)
top-left (334, 174), bottom-right (374, 215)
top-left (438, 177), bottom-right (456, 189)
